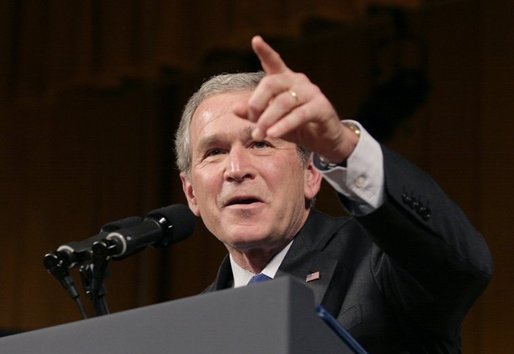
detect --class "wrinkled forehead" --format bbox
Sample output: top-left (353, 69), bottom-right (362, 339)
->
top-left (194, 90), bottom-right (252, 119)
top-left (190, 91), bottom-right (253, 139)
top-left (197, 125), bottom-right (253, 146)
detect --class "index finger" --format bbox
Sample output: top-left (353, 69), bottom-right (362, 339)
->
top-left (252, 36), bottom-right (289, 74)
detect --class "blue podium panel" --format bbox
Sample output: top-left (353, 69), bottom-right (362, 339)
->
top-left (0, 277), bottom-right (355, 354)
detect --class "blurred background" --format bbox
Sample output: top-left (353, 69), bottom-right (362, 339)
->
top-left (0, 0), bottom-right (512, 352)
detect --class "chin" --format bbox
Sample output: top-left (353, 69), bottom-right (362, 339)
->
top-left (225, 230), bottom-right (274, 251)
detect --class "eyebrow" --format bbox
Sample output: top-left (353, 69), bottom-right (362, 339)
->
top-left (196, 126), bottom-right (254, 152)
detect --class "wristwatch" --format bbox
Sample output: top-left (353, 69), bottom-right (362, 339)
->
top-left (313, 122), bottom-right (361, 170)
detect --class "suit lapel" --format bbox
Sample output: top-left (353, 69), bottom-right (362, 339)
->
top-left (205, 255), bottom-right (233, 292)
top-left (277, 210), bottom-right (349, 314)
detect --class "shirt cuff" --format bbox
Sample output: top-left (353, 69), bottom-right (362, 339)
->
top-left (313, 120), bottom-right (385, 215)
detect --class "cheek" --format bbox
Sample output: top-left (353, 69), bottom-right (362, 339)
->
top-left (192, 169), bottom-right (221, 204)
top-left (264, 161), bottom-right (306, 195)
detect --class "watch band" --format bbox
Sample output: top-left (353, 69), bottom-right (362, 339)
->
top-left (312, 121), bottom-right (361, 170)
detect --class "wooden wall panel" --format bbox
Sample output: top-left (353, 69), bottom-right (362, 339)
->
top-left (1, 1), bottom-right (512, 353)
top-left (397, 2), bottom-right (487, 352)
top-left (479, 0), bottom-right (514, 352)
top-left (0, 83), bottom-right (170, 329)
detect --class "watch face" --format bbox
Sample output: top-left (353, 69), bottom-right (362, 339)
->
top-left (313, 153), bottom-right (338, 171)
top-left (312, 154), bottom-right (346, 171)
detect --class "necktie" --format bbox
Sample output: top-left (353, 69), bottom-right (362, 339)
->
top-left (248, 273), bottom-right (272, 285)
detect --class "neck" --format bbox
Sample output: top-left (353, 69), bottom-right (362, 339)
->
top-left (228, 242), bottom-right (288, 274)
top-left (227, 209), bottom-right (311, 273)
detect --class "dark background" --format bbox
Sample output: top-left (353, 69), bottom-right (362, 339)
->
top-left (1, 0), bottom-right (512, 352)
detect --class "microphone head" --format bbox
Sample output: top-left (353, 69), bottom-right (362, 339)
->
top-left (147, 204), bottom-right (196, 247)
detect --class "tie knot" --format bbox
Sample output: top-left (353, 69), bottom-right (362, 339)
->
top-left (248, 273), bottom-right (272, 285)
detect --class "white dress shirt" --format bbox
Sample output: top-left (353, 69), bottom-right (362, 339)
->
top-left (230, 240), bottom-right (294, 287)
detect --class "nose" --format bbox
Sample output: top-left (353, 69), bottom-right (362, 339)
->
top-left (224, 146), bottom-right (255, 183)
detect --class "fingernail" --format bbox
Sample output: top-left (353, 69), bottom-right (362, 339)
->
top-left (252, 127), bottom-right (264, 140)
top-left (267, 127), bottom-right (278, 137)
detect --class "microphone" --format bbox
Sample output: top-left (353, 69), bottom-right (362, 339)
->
top-left (43, 252), bottom-right (89, 318)
top-left (103, 204), bottom-right (196, 259)
top-left (45, 216), bottom-right (143, 269)
top-left (43, 217), bottom-right (141, 319)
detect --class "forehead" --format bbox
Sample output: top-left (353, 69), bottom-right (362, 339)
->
top-left (190, 91), bottom-right (253, 142)
top-left (194, 90), bottom-right (251, 120)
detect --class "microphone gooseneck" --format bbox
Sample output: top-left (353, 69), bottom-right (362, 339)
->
top-left (42, 204), bottom-right (196, 319)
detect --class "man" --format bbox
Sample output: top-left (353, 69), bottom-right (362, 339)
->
top-left (174, 36), bottom-right (493, 353)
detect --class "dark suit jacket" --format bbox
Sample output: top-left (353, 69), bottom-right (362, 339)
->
top-left (205, 146), bottom-right (493, 353)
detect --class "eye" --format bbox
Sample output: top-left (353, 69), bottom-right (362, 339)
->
top-left (251, 141), bottom-right (271, 149)
top-left (204, 148), bottom-right (224, 158)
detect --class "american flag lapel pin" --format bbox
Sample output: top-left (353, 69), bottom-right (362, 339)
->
top-left (305, 271), bottom-right (320, 283)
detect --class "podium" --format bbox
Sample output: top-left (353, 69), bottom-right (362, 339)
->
top-left (0, 277), bottom-right (356, 353)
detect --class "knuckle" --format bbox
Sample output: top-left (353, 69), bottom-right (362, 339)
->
top-left (276, 95), bottom-right (291, 110)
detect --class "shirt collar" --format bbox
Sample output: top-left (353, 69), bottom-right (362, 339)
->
top-left (230, 239), bottom-right (294, 288)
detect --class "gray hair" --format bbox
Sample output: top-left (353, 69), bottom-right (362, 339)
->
top-left (174, 71), bottom-right (309, 175)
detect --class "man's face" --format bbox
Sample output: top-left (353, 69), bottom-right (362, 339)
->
top-left (181, 91), bottom-right (321, 253)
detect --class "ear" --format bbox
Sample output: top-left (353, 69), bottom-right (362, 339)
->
top-left (180, 172), bottom-right (201, 216)
top-left (304, 161), bottom-right (322, 202)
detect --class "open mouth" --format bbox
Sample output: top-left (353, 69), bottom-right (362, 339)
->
top-left (226, 196), bottom-right (262, 206)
